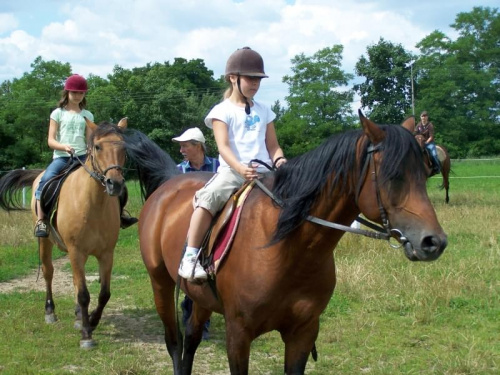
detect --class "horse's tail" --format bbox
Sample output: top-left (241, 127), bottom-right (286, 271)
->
top-left (124, 129), bottom-right (181, 201)
top-left (0, 169), bottom-right (42, 211)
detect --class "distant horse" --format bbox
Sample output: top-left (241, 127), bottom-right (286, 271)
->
top-left (399, 116), bottom-right (451, 204)
top-left (124, 111), bottom-right (447, 374)
top-left (0, 118), bottom-right (127, 348)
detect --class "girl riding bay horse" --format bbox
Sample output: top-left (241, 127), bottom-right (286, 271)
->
top-left (125, 111), bottom-right (447, 374)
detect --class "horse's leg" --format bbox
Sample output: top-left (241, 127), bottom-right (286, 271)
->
top-left (225, 320), bottom-right (252, 375)
top-left (182, 302), bottom-right (212, 374)
top-left (148, 262), bottom-right (183, 374)
top-left (281, 320), bottom-right (320, 375)
top-left (442, 159), bottom-right (450, 204)
top-left (68, 250), bottom-right (94, 348)
top-left (88, 252), bottom-right (113, 332)
top-left (40, 238), bottom-right (57, 323)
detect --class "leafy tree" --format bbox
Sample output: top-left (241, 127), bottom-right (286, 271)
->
top-left (278, 45), bottom-right (354, 158)
top-left (415, 7), bottom-right (500, 157)
top-left (0, 56), bottom-right (224, 171)
top-left (0, 57), bottom-right (71, 168)
top-left (87, 59), bottom-right (223, 158)
top-left (354, 38), bottom-right (416, 124)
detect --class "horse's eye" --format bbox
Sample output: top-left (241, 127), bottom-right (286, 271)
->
top-left (95, 144), bottom-right (101, 151)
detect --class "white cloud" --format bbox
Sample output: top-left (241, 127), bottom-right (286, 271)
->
top-left (0, 0), bottom-right (493, 105)
top-left (0, 13), bottom-right (18, 34)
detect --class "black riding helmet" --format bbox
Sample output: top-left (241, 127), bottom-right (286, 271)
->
top-left (225, 47), bottom-right (268, 114)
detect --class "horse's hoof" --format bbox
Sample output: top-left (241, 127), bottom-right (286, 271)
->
top-left (74, 320), bottom-right (82, 330)
top-left (45, 313), bottom-right (58, 324)
top-left (80, 339), bottom-right (97, 349)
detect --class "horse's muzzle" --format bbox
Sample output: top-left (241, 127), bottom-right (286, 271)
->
top-left (404, 233), bottom-right (447, 261)
top-left (105, 178), bottom-right (125, 196)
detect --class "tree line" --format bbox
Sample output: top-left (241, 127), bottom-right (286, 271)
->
top-left (0, 6), bottom-right (498, 172)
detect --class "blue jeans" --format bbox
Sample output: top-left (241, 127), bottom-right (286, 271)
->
top-left (424, 142), bottom-right (440, 172)
top-left (35, 155), bottom-right (86, 200)
top-left (181, 296), bottom-right (211, 334)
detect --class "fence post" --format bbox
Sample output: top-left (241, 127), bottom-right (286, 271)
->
top-left (22, 167), bottom-right (26, 208)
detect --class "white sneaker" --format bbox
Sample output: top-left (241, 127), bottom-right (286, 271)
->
top-left (178, 254), bottom-right (207, 281)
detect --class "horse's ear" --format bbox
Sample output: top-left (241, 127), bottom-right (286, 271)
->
top-left (358, 109), bottom-right (385, 144)
top-left (401, 116), bottom-right (415, 133)
top-left (84, 117), bottom-right (98, 132)
top-left (117, 117), bottom-right (128, 130)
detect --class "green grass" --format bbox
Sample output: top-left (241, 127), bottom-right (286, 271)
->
top-left (0, 160), bottom-right (499, 374)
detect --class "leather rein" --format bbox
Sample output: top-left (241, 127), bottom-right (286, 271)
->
top-left (250, 142), bottom-right (409, 249)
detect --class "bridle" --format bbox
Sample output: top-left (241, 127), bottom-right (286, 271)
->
top-left (352, 142), bottom-right (408, 247)
top-left (72, 140), bottom-right (124, 187)
top-left (251, 141), bottom-right (410, 249)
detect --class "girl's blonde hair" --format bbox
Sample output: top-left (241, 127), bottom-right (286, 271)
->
top-left (223, 85), bottom-right (234, 100)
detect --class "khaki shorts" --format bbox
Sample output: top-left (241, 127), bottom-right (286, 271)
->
top-left (194, 167), bottom-right (245, 216)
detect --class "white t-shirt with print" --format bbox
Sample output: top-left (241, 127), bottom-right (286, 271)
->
top-left (204, 99), bottom-right (276, 172)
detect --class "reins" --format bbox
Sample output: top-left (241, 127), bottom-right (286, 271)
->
top-left (250, 142), bottom-right (409, 248)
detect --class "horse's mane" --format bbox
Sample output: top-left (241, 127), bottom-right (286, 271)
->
top-left (271, 125), bottom-right (426, 243)
top-left (120, 124), bottom-right (425, 243)
top-left (123, 129), bottom-right (181, 200)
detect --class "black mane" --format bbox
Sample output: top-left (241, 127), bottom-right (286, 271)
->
top-left (271, 125), bottom-right (426, 243)
top-left (121, 124), bottom-right (425, 243)
top-left (123, 129), bottom-right (180, 200)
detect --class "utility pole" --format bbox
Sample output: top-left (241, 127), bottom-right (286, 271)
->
top-left (408, 60), bottom-right (415, 117)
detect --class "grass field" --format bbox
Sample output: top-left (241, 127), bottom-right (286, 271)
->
top-left (0, 160), bottom-right (499, 374)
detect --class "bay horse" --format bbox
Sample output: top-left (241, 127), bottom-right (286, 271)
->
top-left (403, 117), bottom-right (451, 204)
top-left (0, 118), bottom-right (127, 348)
top-left (124, 111), bottom-right (447, 374)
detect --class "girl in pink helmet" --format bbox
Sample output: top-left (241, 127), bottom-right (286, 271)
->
top-left (178, 47), bottom-right (287, 281)
top-left (34, 74), bottom-right (92, 237)
top-left (34, 74), bottom-right (137, 237)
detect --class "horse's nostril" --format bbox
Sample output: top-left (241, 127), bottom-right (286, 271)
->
top-left (421, 235), bottom-right (447, 254)
top-left (105, 179), bottom-right (124, 195)
top-left (422, 235), bottom-right (439, 251)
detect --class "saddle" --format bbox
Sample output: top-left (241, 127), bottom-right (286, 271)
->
top-left (39, 160), bottom-right (81, 219)
top-left (200, 180), bottom-right (255, 275)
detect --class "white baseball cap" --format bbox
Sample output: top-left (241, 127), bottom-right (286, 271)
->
top-left (172, 127), bottom-right (205, 143)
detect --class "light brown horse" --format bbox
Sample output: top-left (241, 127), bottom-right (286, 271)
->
top-left (0, 118), bottom-right (127, 348)
top-left (401, 118), bottom-right (451, 203)
top-left (124, 111), bottom-right (447, 374)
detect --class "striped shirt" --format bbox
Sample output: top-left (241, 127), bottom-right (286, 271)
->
top-left (177, 156), bottom-right (219, 174)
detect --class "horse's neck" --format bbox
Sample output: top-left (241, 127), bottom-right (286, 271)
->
top-left (74, 164), bottom-right (107, 201)
top-left (308, 193), bottom-right (360, 240)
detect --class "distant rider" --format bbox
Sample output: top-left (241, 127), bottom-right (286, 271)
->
top-left (415, 111), bottom-right (440, 174)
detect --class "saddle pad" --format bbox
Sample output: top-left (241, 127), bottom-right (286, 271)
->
top-left (41, 161), bottom-right (81, 216)
top-left (210, 183), bottom-right (253, 274)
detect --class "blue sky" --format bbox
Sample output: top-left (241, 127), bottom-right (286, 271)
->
top-left (0, 0), bottom-right (496, 106)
